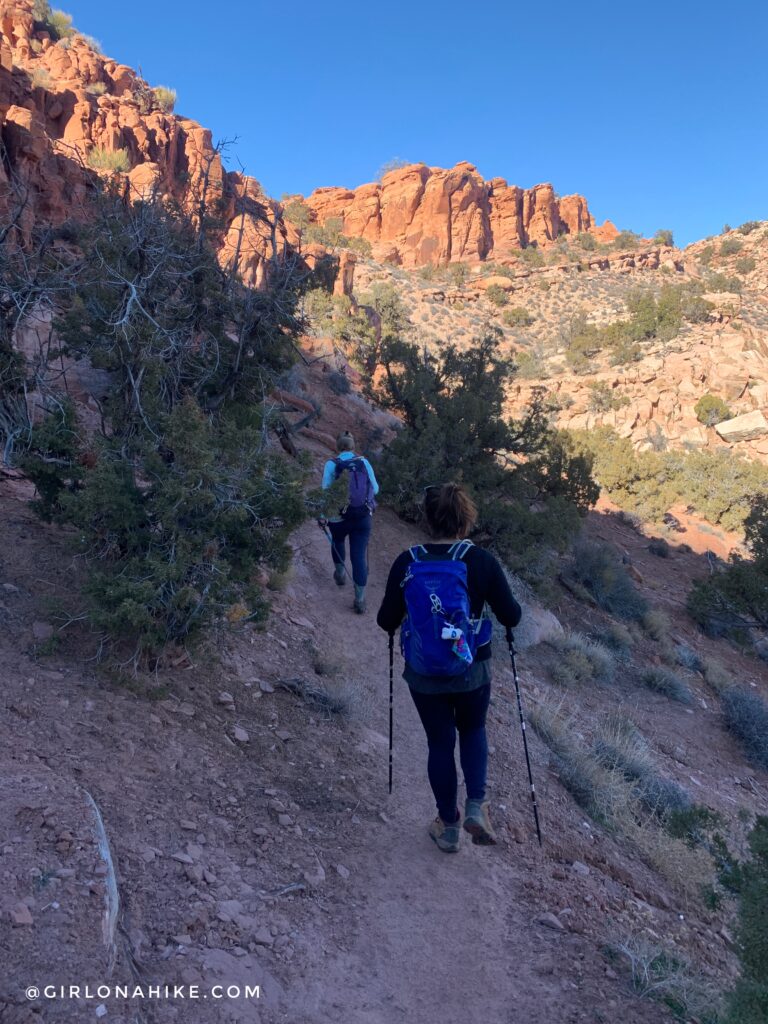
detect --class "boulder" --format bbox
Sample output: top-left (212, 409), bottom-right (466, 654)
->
top-left (715, 410), bottom-right (768, 443)
top-left (476, 274), bottom-right (517, 292)
top-left (748, 384), bottom-right (768, 408)
top-left (502, 572), bottom-right (564, 650)
top-left (513, 605), bottom-right (564, 650)
top-left (679, 425), bottom-right (709, 447)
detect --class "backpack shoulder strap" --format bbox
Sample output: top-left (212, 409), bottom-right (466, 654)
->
top-left (408, 545), bottom-right (428, 561)
top-left (450, 540), bottom-right (474, 561)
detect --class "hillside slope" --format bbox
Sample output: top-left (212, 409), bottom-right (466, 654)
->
top-left (2, 4), bottom-right (768, 1020)
top-left (2, 354), bottom-right (768, 1022)
top-left (329, 221), bottom-right (768, 469)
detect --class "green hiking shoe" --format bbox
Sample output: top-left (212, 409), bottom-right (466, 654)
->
top-left (428, 815), bottom-right (461, 853)
top-left (463, 799), bottom-right (497, 845)
top-left (333, 564), bottom-right (346, 587)
top-left (353, 585), bottom-right (366, 614)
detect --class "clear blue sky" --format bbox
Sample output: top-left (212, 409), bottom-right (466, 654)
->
top-left (66, 0), bottom-right (766, 246)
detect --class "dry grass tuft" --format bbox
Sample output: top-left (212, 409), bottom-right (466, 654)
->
top-left (530, 699), bottom-right (634, 823)
top-left (609, 931), bottom-right (723, 1019)
top-left (640, 666), bottom-right (693, 704)
top-left (532, 701), bottom-right (707, 900)
top-left (549, 631), bottom-right (617, 685)
top-left (592, 712), bottom-right (655, 780)
top-left (592, 621), bottom-right (635, 661)
top-left (311, 650), bottom-right (343, 678)
top-left (642, 607), bottom-right (672, 642)
top-left (624, 820), bottom-right (714, 905)
top-left (700, 655), bottom-right (731, 693)
top-left (276, 676), bottom-right (370, 721)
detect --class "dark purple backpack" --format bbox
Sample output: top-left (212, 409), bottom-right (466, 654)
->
top-left (334, 457), bottom-right (375, 513)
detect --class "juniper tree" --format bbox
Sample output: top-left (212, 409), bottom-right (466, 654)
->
top-left (2, 175), bottom-right (311, 663)
top-left (688, 494), bottom-right (768, 638)
top-left (372, 328), bottom-right (597, 577)
top-left (725, 817), bottom-right (768, 1023)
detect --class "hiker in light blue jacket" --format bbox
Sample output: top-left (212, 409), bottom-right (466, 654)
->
top-left (321, 431), bottom-right (379, 614)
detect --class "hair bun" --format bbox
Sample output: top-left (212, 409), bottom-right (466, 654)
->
top-left (422, 482), bottom-right (477, 539)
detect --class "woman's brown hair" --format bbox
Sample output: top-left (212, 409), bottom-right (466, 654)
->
top-left (422, 483), bottom-right (477, 539)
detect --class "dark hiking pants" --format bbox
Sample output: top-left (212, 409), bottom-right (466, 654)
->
top-left (328, 510), bottom-right (372, 587)
top-left (409, 683), bottom-right (491, 824)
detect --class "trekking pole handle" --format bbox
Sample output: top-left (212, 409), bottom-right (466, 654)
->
top-left (505, 627), bottom-right (517, 661)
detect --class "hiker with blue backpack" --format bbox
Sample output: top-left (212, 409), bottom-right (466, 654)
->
top-left (320, 431), bottom-right (379, 614)
top-left (376, 483), bottom-right (522, 852)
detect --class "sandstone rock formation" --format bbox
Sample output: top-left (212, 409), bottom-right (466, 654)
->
top-left (304, 162), bottom-right (617, 266)
top-left (511, 321), bottom-right (768, 461)
top-left (0, 1), bottom-right (619, 289)
top-left (0, 1), bottom-right (285, 286)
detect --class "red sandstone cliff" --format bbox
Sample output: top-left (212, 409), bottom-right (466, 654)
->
top-left (1, 0), bottom-right (616, 281)
top-left (0, 0), bottom-right (284, 286)
top-left (304, 161), bottom-right (617, 266)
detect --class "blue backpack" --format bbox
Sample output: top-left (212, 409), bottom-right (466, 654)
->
top-left (400, 541), bottom-right (492, 677)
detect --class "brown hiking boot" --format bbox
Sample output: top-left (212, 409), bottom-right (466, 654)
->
top-left (428, 815), bottom-right (461, 853)
top-left (463, 799), bottom-right (497, 845)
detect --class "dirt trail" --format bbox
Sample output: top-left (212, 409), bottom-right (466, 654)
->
top-left (0, 489), bottom-right (677, 1024)
top-left (260, 510), bottom-right (665, 1024)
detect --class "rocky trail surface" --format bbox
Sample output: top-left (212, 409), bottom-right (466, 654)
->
top-left (0, 485), bottom-right (680, 1024)
top-left (256, 512), bottom-right (655, 1024)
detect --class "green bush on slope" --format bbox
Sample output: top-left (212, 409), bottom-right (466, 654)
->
top-left (695, 393), bottom-right (731, 427)
top-left (372, 329), bottom-right (598, 579)
top-left (688, 495), bottom-right (768, 642)
top-left (570, 427), bottom-right (768, 532)
top-left (725, 817), bottom-right (768, 1024)
top-left (10, 186), bottom-right (307, 661)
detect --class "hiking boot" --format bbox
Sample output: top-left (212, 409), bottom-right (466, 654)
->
top-left (463, 799), bottom-right (497, 845)
top-left (353, 585), bottom-right (366, 614)
top-left (333, 564), bottom-right (346, 587)
top-left (429, 815), bottom-right (461, 853)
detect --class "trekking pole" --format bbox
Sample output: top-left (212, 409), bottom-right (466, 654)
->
top-left (388, 632), bottom-right (394, 795)
top-left (317, 518), bottom-right (350, 580)
top-left (505, 628), bottom-right (543, 846)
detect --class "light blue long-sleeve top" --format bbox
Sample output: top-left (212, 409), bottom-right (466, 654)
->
top-left (322, 450), bottom-right (380, 493)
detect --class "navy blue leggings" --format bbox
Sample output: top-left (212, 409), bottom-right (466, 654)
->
top-left (409, 684), bottom-right (491, 824)
top-left (329, 512), bottom-right (372, 586)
